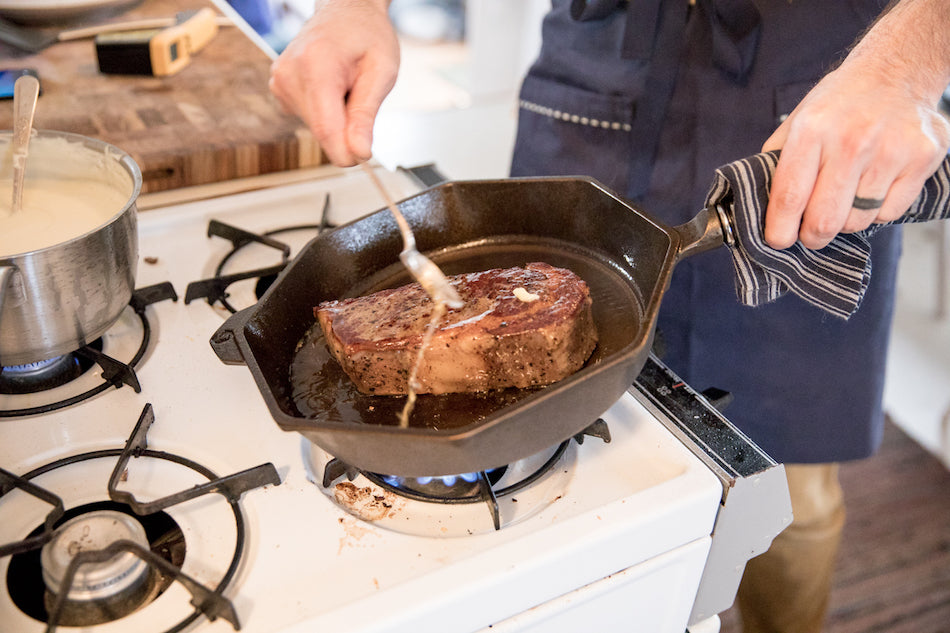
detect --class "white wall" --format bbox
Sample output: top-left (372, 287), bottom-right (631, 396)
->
top-left (465, 0), bottom-right (548, 98)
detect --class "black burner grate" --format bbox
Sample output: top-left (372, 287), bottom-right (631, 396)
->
top-left (0, 404), bottom-right (281, 632)
top-left (184, 194), bottom-right (333, 313)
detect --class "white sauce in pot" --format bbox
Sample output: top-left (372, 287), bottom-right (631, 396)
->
top-left (0, 135), bottom-right (134, 257)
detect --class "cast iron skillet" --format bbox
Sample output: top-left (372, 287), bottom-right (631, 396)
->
top-left (211, 177), bottom-right (732, 477)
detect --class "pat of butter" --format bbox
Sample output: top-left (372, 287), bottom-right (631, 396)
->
top-left (513, 287), bottom-right (540, 302)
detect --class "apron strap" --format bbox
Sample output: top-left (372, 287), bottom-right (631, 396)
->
top-left (625, 0), bottom-right (689, 197)
top-left (568, 0), bottom-right (762, 195)
top-left (700, 0), bottom-right (761, 80)
top-left (622, 0), bottom-right (664, 60)
top-left (569, 0), bottom-right (761, 79)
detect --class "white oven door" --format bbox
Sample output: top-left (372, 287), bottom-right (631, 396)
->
top-left (476, 537), bottom-right (713, 633)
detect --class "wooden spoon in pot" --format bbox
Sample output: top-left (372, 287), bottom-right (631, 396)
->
top-left (10, 74), bottom-right (40, 216)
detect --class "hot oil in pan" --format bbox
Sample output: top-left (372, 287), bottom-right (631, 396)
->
top-left (288, 237), bottom-right (644, 430)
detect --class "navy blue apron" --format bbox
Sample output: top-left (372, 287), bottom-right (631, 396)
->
top-left (511, 0), bottom-right (896, 463)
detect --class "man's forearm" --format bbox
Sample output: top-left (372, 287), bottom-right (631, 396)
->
top-left (845, 0), bottom-right (950, 104)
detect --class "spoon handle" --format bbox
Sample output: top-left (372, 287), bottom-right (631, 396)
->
top-left (359, 161), bottom-right (463, 308)
top-left (11, 74), bottom-right (40, 214)
top-left (360, 160), bottom-right (415, 250)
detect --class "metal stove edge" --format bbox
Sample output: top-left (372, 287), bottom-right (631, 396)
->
top-left (629, 353), bottom-right (794, 625)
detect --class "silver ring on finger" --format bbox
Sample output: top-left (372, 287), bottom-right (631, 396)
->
top-left (852, 195), bottom-right (885, 210)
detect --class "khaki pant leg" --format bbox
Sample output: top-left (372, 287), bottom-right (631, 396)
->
top-left (736, 463), bottom-right (846, 633)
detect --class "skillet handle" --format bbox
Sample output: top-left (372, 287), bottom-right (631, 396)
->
top-left (673, 204), bottom-right (736, 262)
top-left (210, 306), bottom-right (254, 365)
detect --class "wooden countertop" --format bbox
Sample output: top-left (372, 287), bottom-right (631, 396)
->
top-left (0, 0), bottom-right (325, 196)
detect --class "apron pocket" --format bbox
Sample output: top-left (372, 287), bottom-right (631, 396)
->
top-left (510, 74), bottom-right (636, 194)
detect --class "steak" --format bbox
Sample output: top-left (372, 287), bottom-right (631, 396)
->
top-left (315, 262), bottom-right (598, 395)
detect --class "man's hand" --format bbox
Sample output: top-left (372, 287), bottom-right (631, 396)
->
top-left (269, 0), bottom-right (399, 166)
top-left (762, 0), bottom-right (950, 251)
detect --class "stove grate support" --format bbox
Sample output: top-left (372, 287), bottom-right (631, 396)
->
top-left (573, 418), bottom-right (611, 444)
top-left (183, 194), bottom-right (333, 313)
top-left (75, 346), bottom-right (141, 392)
top-left (322, 457), bottom-right (360, 489)
top-left (476, 471), bottom-right (501, 531)
top-left (184, 262), bottom-right (288, 308)
top-left (0, 468), bottom-right (65, 558)
top-left (206, 219), bottom-right (293, 257)
top-left (108, 404), bottom-right (282, 514)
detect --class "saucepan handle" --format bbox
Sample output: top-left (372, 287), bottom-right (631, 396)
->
top-left (672, 203), bottom-right (736, 262)
top-left (210, 306), bottom-right (255, 365)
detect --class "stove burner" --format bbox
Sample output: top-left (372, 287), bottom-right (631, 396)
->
top-left (0, 404), bottom-right (281, 631)
top-left (41, 510), bottom-right (151, 604)
top-left (377, 468), bottom-right (508, 500)
top-left (184, 194), bottom-right (334, 313)
top-left (0, 342), bottom-right (100, 396)
top-left (0, 282), bottom-right (178, 418)
top-left (365, 446), bottom-right (564, 531)
top-left (316, 419), bottom-right (611, 535)
top-left (4, 358), bottom-right (59, 373)
top-left (10, 502), bottom-right (181, 627)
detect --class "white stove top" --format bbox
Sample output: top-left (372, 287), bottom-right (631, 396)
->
top-left (0, 166), bottom-right (723, 633)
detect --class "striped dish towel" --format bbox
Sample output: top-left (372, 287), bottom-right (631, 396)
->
top-left (705, 151), bottom-right (950, 319)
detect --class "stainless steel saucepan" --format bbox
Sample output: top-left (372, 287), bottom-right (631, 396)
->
top-left (0, 129), bottom-right (142, 366)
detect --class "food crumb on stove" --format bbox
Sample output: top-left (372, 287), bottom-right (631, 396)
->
top-left (334, 482), bottom-right (400, 521)
top-left (143, 256), bottom-right (159, 265)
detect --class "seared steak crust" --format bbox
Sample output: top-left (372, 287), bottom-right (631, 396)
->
top-left (315, 262), bottom-right (598, 395)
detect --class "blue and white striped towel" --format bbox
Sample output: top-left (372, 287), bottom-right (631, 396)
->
top-left (705, 151), bottom-right (950, 319)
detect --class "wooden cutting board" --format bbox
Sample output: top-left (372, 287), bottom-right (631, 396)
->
top-left (0, 0), bottom-right (325, 194)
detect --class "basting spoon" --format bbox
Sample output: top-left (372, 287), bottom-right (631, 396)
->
top-left (10, 74), bottom-right (40, 216)
top-left (360, 160), bottom-right (463, 309)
